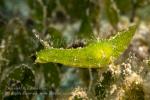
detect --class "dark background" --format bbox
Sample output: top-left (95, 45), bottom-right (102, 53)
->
top-left (0, 0), bottom-right (150, 99)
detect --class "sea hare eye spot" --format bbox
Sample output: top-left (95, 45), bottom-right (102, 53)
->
top-left (95, 43), bottom-right (113, 59)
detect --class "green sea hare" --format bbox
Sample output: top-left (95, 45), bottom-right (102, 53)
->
top-left (36, 25), bottom-right (136, 68)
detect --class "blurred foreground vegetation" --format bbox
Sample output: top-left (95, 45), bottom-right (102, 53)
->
top-left (1, 0), bottom-right (150, 100)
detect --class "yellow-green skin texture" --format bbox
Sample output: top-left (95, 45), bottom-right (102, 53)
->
top-left (36, 26), bottom-right (136, 68)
